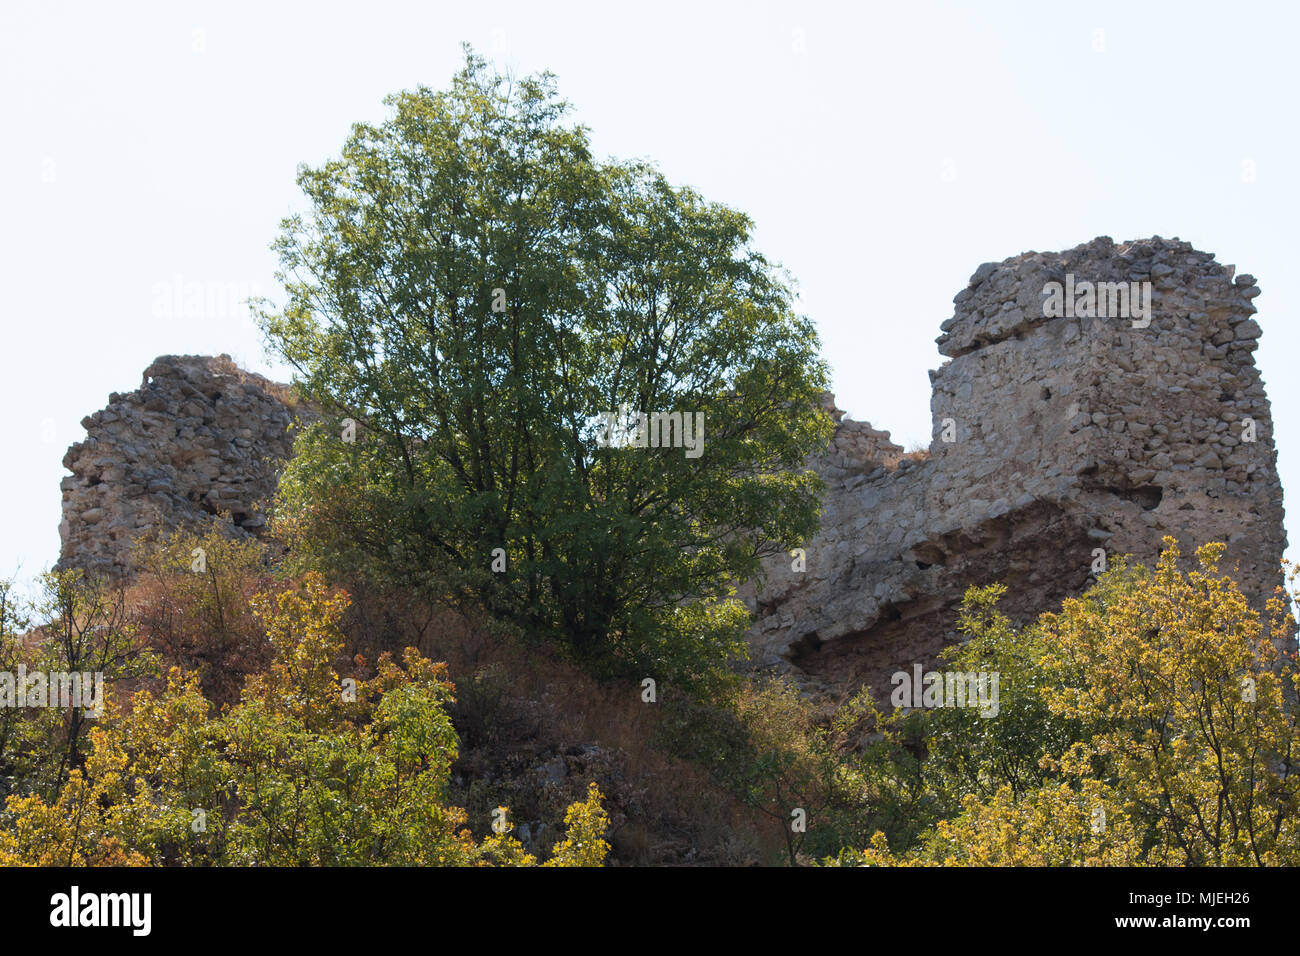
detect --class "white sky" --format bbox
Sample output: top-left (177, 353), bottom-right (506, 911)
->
top-left (2, 0), bottom-right (1296, 595)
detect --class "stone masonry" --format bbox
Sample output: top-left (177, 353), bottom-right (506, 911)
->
top-left (740, 236), bottom-right (1287, 699)
top-left (57, 354), bottom-right (311, 576)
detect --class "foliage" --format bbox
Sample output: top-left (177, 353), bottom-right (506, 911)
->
top-left (3, 570), bottom-right (159, 800)
top-left (542, 781), bottom-right (611, 866)
top-left (131, 521), bottom-right (275, 704)
top-left (0, 579), bottom-right (29, 799)
top-left (841, 539), bottom-right (1300, 866)
top-left (828, 780), bottom-right (1145, 867)
top-left (657, 678), bottom-right (884, 865)
top-left (852, 582), bottom-right (1098, 852)
top-left (0, 573), bottom-right (609, 867)
top-left (261, 47), bottom-right (832, 687)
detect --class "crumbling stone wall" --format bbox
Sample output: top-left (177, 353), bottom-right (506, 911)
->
top-left (57, 354), bottom-right (310, 576)
top-left (742, 236), bottom-right (1287, 699)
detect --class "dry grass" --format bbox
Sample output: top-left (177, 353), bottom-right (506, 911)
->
top-left (338, 584), bottom-right (783, 865)
top-left (115, 532), bottom-right (785, 865)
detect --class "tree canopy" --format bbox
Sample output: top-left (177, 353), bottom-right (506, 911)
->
top-left (262, 48), bottom-right (831, 683)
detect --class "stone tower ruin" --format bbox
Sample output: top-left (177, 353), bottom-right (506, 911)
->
top-left (741, 236), bottom-right (1286, 697)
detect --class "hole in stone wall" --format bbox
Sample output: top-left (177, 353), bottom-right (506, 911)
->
top-left (908, 542), bottom-right (948, 569)
top-left (1134, 486), bottom-right (1163, 511)
top-left (1113, 485), bottom-right (1163, 511)
top-left (1040, 386), bottom-right (1052, 400)
top-left (788, 630), bottom-right (823, 657)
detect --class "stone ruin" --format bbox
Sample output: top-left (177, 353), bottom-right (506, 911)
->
top-left (56, 237), bottom-right (1288, 699)
top-left (740, 236), bottom-right (1287, 698)
top-left (57, 354), bottom-right (310, 576)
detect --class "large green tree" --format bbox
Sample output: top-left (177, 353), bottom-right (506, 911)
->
top-left (263, 48), bottom-right (831, 683)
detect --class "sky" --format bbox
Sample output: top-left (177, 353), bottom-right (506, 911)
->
top-left (2, 0), bottom-right (1297, 597)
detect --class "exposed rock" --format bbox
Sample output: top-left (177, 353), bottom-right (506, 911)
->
top-left (535, 754), bottom-right (568, 786)
top-left (741, 237), bottom-right (1287, 701)
top-left (57, 354), bottom-right (313, 576)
